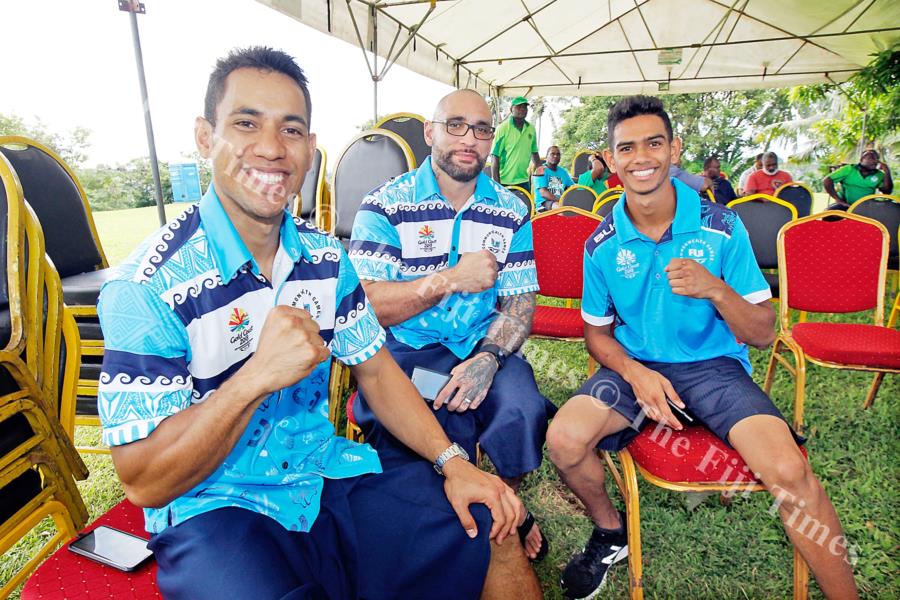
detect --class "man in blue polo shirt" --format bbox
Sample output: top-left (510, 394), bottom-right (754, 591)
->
top-left (546, 96), bottom-right (858, 600)
top-left (349, 89), bottom-right (556, 574)
top-left (97, 47), bottom-right (521, 600)
top-left (533, 145), bottom-right (575, 211)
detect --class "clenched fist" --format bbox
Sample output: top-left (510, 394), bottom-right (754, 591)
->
top-left (246, 305), bottom-right (331, 395)
top-left (449, 250), bottom-right (499, 294)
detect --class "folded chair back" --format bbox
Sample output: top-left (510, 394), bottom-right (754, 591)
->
top-left (375, 113), bottom-right (430, 167)
top-left (774, 182), bottom-right (813, 218)
top-left (848, 194), bottom-right (900, 270)
top-left (297, 147), bottom-right (325, 224)
top-left (778, 211), bottom-right (888, 319)
top-left (331, 129), bottom-right (416, 241)
top-left (532, 207), bottom-right (602, 299)
top-left (0, 137), bottom-right (107, 277)
top-left (559, 185), bottom-right (597, 212)
top-left (570, 150), bottom-right (592, 178)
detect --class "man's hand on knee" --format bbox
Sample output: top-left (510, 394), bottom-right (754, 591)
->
top-left (434, 353), bottom-right (498, 412)
top-left (247, 305), bottom-right (331, 394)
top-left (442, 458), bottom-right (522, 544)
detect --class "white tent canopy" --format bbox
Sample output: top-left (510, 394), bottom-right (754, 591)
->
top-left (258, 0), bottom-right (899, 99)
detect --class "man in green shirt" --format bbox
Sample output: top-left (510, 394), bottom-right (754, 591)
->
top-left (577, 152), bottom-right (610, 195)
top-left (490, 96), bottom-right (542, 192)
top-left (824, 149), bottom-right (893, 207)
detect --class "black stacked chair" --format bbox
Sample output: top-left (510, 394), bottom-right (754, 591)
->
top-left (849, 194), bottom-right (900, 271)
top-left (375, 113), bottom-right (430, 167)
top-left (774, 182), bottom-right (813, 218)
top-left (0, 153), bottom-right (89, 596)
top-left (559, 185), bottom-right (598, 212)
top-left (727, 194), bottom-right (798, 299)
top-left (593, 187), bottom-right (623, 220)
top-left (330, 129), bottom-right (416, 245)
top-left (296, 147), bottom-right (326, 226)
top-left (0, 136), bottom-right (112, 450)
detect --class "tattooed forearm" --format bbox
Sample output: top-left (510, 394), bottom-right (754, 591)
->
top-left (482, 292), bottom-right (536, 352)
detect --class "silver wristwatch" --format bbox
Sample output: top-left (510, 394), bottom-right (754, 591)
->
top-left (433, 442), bottom-right (470, 475)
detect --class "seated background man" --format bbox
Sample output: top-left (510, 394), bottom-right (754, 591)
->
top-left (534, 145), bottom-right (574, 211)
top-left (824, 148), bottom-right (893, 208)
top-left (547, 95), bottom-right (859, 600)
top-left (704, 156), bottom-right (737, 204)
top-left (97, 47), bottom-right (522, 600)
top-left (738, 152), bottom-right (763, 195)
top-left (577, 152), bottom-right (611, 196)
top-left (744, 151), bottom-right (793, 195)
top-left (349, 89), bottom-right (557, 565)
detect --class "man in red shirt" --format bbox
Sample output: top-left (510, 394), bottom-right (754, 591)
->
top-left (743, 151), bottom-right (792, 195)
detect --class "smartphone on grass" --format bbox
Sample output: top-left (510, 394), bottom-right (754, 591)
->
top-left (68, 525), bottom-right (154, 572)
top-left (411, 366), bottom-right (453, 402)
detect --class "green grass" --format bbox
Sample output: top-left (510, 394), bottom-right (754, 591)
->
top-left (2, 204), bottom-right (897, 598)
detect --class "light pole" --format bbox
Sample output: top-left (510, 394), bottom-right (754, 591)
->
top-left (119, 0), bottom-right (166, 226)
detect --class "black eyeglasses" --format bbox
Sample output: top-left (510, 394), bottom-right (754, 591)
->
top-left (432, 120), bottom-right (496, 140)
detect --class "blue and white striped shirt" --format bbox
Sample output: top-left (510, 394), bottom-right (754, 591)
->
top-left (349, 157), bottom-right (539, 358)
top-left (97, 186), bottom-right (385, 534)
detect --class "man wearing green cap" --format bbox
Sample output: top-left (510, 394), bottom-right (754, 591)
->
top-left (490, 97), bottom-right (542, 192)
top-left (824, 149), bottom-right (893, 207)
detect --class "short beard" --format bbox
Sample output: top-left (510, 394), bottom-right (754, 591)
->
top-left (433, 147), bottom-right (485, 183)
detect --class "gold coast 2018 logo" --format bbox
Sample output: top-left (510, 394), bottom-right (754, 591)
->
top-left (228, 307), bottom-right (254, 352)
top-left (417, 224), bottom-right (437, 253)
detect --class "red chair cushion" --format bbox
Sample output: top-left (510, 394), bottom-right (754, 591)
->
top-left (627, 424), bottom-right (807, 484)
top-left (22, 500), bottom-right (159, 599)
top-left (531, 305), bottom-right (585, 338)
top-left (792, 322), bottom-right (900, 369)
top-left (346, 391), bottom-right (358, 425)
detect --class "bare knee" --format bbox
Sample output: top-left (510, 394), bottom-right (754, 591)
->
top-left (547, 417), bottom-right (595, 472)
top-left (765, 454), bottom-right (818, 501)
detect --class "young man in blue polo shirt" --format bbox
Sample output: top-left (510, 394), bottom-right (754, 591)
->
top-left (97, 47), bottom-right (522, 600)
top-left (349, 89), bottom-right (556, 576)
top-left (547, 96), bottom-right (858, 599)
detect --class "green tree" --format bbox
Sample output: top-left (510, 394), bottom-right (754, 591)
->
top-left (766, 46), bottom-right (899, 175)
top-left (0, 112), bottom-right (92, 168)
top-left (555, 89), bottom-right (793, 177)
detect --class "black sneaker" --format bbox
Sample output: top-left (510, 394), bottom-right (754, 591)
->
top-left (561, 511), bottom-right (629, 599)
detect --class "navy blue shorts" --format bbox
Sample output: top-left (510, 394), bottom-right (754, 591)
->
top-left (354, 335), bottom-right (556, 478)
top-left (576, 357), bottom-right (803, 451)
top-left (148, 461), bottom-right (491, 600)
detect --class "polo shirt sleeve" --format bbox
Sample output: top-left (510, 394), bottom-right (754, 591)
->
top-left (581, 247), bottom-right (615, 326)
top-left (828, 164), bottom-right (853, 183)
top-left (348, 193), bottom-right (402, 282)
top-left (331, 247), bottom-right (387, 365)
top-left (497, 212), bottom-right (540, 297)
top-left (529, 125), bottom-right (538, 153)
top-left (490, 123), bottom-right (506, 158)
top-left (97, 280), bottom-right (193, 447)
top-left (723, 215), bottom-right (772, 304)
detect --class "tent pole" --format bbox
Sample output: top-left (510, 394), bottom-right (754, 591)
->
top-left (125, 7), bottom-right (166, 227)
top-left (859, 110), bottom-right (867, 155)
